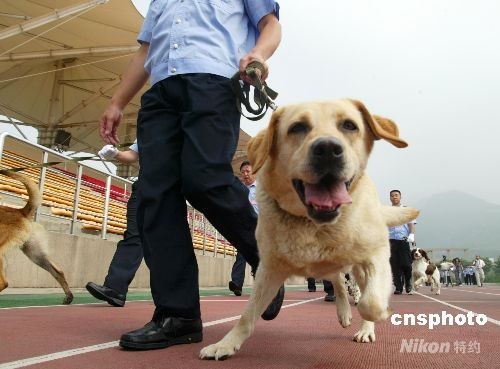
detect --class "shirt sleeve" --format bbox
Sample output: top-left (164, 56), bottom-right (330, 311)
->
top-left (244, 0), bottom-right (280, 29)
top-left (129, 139), bottom-right (139, 153)
top-left (137, 1), bottom-right (158, 44)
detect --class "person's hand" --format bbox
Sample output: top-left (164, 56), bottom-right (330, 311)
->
top-left (239, 52), bottom-right (268, 84)
top-left (407, 233), bottom-right (415, 243)
top-left (99, 102), bottom-right (123, 145)
top-left (98, 145), bottom-right (119, 160)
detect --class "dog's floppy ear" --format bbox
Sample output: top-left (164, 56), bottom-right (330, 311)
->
top-left (247, 108), bottom-right (282, 173)
top-left (349, 99), bottom-right (408, 148)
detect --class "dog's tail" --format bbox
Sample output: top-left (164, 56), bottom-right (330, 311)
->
top-left (2, 171), bottom-right (41, 218)
top-left (380, 205), bottom-right (419, 227)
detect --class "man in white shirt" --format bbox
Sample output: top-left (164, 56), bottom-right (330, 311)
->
top-left (473, 255), bottom-right (486, 287)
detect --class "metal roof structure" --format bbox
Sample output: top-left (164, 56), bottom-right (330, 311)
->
top-left (0, 0), bottom-right (251, 177)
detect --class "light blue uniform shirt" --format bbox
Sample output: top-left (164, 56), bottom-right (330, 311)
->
top-left (138, 0), bottom-right (280, 85)
top-left (388, 206), bottom-right (417, 240)
top-left (247, 182), bottom-right (258, 215)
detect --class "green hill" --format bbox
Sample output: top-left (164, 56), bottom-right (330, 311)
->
top-left (414, 191), bottom-right (499, 260)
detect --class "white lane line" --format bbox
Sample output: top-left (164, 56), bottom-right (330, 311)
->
top-left (201, 299), bottom-right (305, 302)
top-left (0, 342), bottom-right (119, 369)
top-left (0, 298), bottom-right (306, 311)
top-left (391, 300), bottom-right (495, 303)
top-left (454, 289), bottom-right (500, 297)
top-left (0, 297), bottom-right (323, 369)
top-left (414, 292), bottom-right (500, 326)
top-left (0, 300), bottom-right (154, 311)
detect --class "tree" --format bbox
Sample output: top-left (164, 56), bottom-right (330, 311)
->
top-left (483, 257), bottom-right (493, 274)
top-left (494, 256), bottom-right (500, 275)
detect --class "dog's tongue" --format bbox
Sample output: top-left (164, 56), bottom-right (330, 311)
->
top-left (304, 181), bottom-right (352, 209)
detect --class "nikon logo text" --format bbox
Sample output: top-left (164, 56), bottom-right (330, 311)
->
top-left (400, 339), bottom-right (450, 353)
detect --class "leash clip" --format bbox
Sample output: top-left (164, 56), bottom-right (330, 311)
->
top-left (258, 85), bottom-right (278, 111)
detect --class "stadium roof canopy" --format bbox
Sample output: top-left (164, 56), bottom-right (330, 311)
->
top-left (0, 0), bottom-right (251, 174)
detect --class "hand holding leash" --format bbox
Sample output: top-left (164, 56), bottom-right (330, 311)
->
top-left (231, 60), bottom-right (279, 121)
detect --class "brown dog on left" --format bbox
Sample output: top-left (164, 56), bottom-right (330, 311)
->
top-left (0, 171), bottom-right (73, 304)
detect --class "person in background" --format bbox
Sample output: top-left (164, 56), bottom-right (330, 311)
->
top-left (306, 278), bottom-right (335, 302)
top-left (388, 190), bottom-right (417, 295)
top-left (228, 161), bottom-right (256, 297)
top-left (464, 265), bottom-right (474, 285)
top-left (452, 257), bottom-right (464, 286)
top-left (86, 142), bottom-right (142, 307)
top-left (473, 255), bottom-right (486, 287)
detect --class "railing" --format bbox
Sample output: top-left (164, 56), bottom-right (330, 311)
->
top-left (0, 132), bottom-right (236, 258)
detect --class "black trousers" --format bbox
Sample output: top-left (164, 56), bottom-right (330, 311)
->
top-left (231, 252), bottom-right (247, 288)
top-left (104, 181), bottom-right (143, 296)
top-left (389, 239), bottom-right (412, 292)
top-left (307, 278), bottom-right (334, 294)
top-left (137, 74), bottom-right (260, 319)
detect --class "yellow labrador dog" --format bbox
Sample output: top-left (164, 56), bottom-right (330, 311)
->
top-left (0, 171), bottom-right (73, 304)
top-left (200, 99), bottom-right (419, 360)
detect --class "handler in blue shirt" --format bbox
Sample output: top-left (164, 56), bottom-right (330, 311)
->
top-left (228, 160), bottom-right (257, 296)
top-left (388, 190), bottom-right (417, 295)
top-left (99, 0), bottom-right (282, 351)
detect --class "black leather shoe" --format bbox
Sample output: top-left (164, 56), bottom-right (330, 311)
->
top-left (119, 317), bottom-right (203, 350)
top-left (393, 290), bottom-right (402, 295)
top-left (324, 293), bottom-right (336, 302)
top-left (261, 284), bottom-right (285, 321)
top-left (228, 281), bottom-right (242, 296)
top-left (86, 282), bottom-right (125, 307)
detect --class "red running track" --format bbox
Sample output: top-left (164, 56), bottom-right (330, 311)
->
top-left (0, 285), bottom-right (499, 369)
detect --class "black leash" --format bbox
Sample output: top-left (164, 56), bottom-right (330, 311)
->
top-left (231, 61), bottom-right (279, 121)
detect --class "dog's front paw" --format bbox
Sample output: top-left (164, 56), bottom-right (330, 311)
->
top-left (353, 322), bottom-right (376, 343)
top-left (336, 298), bottom-right (352, 328)
top-left (338, 312), bottom-right (352, 328)
top-left (199, 341), bottom-right (240, 361)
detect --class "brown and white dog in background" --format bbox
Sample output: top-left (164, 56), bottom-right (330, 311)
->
top-left (0, 171), bottom-right (73, 304)
top-left (200, 99), bottom-right (419, 360)
top-left (410, 247), bottom-right (440, 295)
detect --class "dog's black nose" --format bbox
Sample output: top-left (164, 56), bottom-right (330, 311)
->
top-left (311, 137), bottom-right (344, 159)
top-left (309, 137), bottom-right (344, 176)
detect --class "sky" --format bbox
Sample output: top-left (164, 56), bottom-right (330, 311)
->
top-left (131, 0), bottom-right (500, 206)
top-left (3, 0), bottom-right (499, 206)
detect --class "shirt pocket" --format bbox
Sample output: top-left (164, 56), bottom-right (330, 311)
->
top-left (196, 0), bottom-right (233, 13)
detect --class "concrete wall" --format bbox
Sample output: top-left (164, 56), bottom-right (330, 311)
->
top-left (3, 232), bottom-right (255, 289)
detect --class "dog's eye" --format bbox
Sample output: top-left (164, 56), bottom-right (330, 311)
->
top-left (288, 122), bottom-right (310, 135)
top-left (341, 119), bottom-right (358, 131)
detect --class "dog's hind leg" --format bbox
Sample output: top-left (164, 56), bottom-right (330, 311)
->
top-left (329, 272), bottom-right (351, 328)
top-left (200, 265), bottom-right (288, 360)
top-left (21, 227), bottom-right (73, 304)
top-left (0, 256), bottom-right (8, 292)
